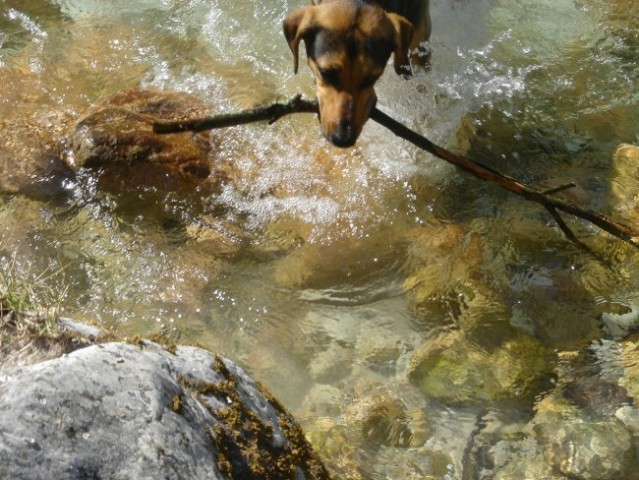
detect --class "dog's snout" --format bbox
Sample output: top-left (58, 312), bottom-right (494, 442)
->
top-left (328, 119), bottom-right (357, 148)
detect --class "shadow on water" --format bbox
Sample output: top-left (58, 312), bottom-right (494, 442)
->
top-left (2, 0), bottom-right (639, 478)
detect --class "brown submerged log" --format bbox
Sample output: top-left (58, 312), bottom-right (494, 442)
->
top-left (153, 95), bottom-right (639, 250)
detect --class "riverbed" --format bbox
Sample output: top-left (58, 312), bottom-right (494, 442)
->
top-left (1, 1), bottom-right (639, 478)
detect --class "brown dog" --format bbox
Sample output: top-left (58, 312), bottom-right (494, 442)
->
top-left (283, 0), bottom-right (431, 147)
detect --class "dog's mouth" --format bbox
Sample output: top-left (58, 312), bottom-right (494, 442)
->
top-left (318, 95), bottom-right (377, 148)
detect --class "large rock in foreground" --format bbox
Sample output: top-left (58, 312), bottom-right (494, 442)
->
top-left (0, 341), bottom-right (330, 480)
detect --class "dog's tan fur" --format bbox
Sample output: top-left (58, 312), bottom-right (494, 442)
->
top-left (283, 0), bottom-right (431, 147)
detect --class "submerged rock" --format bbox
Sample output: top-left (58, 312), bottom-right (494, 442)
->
top-left (0, 111), bottom-right (75, 198)
top-left (402, 222), bottom-right (485, 311)
top-left (493, 447), bottom-right (569, 480)
top-left (342, 387), bottom-right (428, 448)
top-left (600, 303), bottom-right (639, 339)
top-left (610, 143), bottom-right (639, 226)
top-left (535, 420), bottom-right (635, 480)
top-left (0, 341), bottom-right (330, 480)
top-left (613, 143), bottom-right (639, 163)
top-left (0, 88), bottom-right (226, 198)
top-left (619, 336), bottom-right (639, 404)
top-left (408, 329), bottom-right (553, 405)
top-left (63, 89), bottom-right (218, 190)
top-left (562, 376), bottom-right (631, 417)
top-left (300, 378), bottom-right (433, 479)
top-left (481, 382), bottom-right (639, 480)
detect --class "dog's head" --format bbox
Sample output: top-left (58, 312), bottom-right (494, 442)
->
top-left (283, 0), bottom-right (413, 147)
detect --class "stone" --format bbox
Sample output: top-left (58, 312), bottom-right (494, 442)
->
top-left (0, 88), bottom-right (228, 198)
top-left (494, 451), bottom-right (568, 480)
top-left (402, 223), bottom-right (484, 309)
top-left (615, 405), bottom-right (639, 434)
top-left (600, 303), bottom-right (639, 339)
top-left (309, 340), bottom-right (354, 383)
top-left (611, 143), bottom-right (639, 224)
top-left (612, 143), bottom-right (639, 172)
top-left (342, 386), bottom-right (428, 448)
top-left (354, 328), bottom-right (405, 373)
top-left (0, 341), bottom-right (330, 480)
top-left (57, 316), bottom-right (103, 339)
top-left (0, 111), bottom-right (75, 198)
top-left (619, 336), bottom-right (639, 404)
top-left (535, 420), bottom-right (635, 480)
top-left (407, 329), bottom-right (553, 404)
top-left (62, 89), bottom-right (218, 190)
top-left (561, 376), bottom-right (631, 416)
top-left (301, 384), bottom-right (344, 417)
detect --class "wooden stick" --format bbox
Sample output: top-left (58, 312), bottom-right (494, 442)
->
top-left (153, 96), bottom-right (639, 250)
top-left (369, 107), bottom-right (639, 249)
top-left (153, 94), bottom-right (318, 133)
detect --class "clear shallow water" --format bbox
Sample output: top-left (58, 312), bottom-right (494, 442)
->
top-left (1, 0), bottom-right (639, 478)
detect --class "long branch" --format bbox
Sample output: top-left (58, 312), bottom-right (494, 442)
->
top-left (153, 95), bottom-right (639, 250)
top-left (153, 95), bottom-right (318, 133)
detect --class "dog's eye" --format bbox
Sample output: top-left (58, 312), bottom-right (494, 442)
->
top-left (318, 68), bottom-right (340, 86)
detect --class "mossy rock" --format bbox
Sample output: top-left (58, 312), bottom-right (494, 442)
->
top-left (0, 341), bottom-right (331, 480)
top-left (62, 89), bottom-right (220, 190)
top-left (408, 329), bottom-right (554, 404)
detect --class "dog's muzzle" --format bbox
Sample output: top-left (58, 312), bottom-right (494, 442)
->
top-left (328, 119), bottom-right (357, 148)
top-left (319, 95), bottom-right (377, 148)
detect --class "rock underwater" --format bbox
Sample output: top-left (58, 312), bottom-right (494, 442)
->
top-left (0, 341), bottom-right (331, 480)
top-left (0, 88), bottom-right (224, 198)
top-left (62, 89), bottom-right (218, 191)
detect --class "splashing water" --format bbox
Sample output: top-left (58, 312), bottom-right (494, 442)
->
top-left (2, 0), bottom-right (639, 478)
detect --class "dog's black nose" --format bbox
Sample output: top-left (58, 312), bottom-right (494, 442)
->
top-left (328, 120), bottom-right (357, 148)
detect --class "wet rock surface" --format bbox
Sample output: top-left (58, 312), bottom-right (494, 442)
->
top-left (0, 111), bottom-right (75, 198)
top-left (407, 329), bottom-right (554, 405)
top-left (63, 89), bottom-right (217, 189)
top-left (535, 420), bottom-right (635, 480)
top-left (0, 341), bottom-right (330, 480)
top-left (0, 88), bottom-right (222, 197)
top-left (611, 143), bottom-right (639, 228)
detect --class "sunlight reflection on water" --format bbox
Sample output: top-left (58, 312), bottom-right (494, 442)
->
top-left (2, 0), bottom-right (639, 477)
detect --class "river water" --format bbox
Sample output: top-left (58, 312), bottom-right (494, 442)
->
top-left (1, 0), bottom-right (639, 478)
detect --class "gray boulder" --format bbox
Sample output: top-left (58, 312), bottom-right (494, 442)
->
top-left (0, 341), bottom-right (330, 480)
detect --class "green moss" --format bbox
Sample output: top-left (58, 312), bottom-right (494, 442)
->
top-left (216, 451), bottom-right (233, 477)
top-left (178, 358), bottom-right (331, 480)
top-left (256, 380), bottom-right (332, 479)
top-left (127, 332), bottom-right (178, 355)
top-left (126, 335), bottom-right (145, 348)
top-left (408, 331), bottom-right (554, 404)
top-left (170, 395), bottom-right (183, 414)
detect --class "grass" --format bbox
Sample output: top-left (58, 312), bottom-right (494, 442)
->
top-left (0, 249), bottom-right (71, 367)
top-left (0, 252), bottom-right (64, 335)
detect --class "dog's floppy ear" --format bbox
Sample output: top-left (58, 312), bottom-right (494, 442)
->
top-left (386, 13), bottom-right (414, 76)
top-left (283, 7), bottom-right (316, 74)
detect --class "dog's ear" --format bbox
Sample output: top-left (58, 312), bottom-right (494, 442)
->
top-left (283, 7), bottom-right (316, 74)
top-left (386, 13), bottom-right (414, 76)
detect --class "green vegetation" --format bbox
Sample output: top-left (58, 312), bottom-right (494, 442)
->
top-left (0, 250), bottom-right (70, 366)
top-left (0, 253), bottom-right (63, 335)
